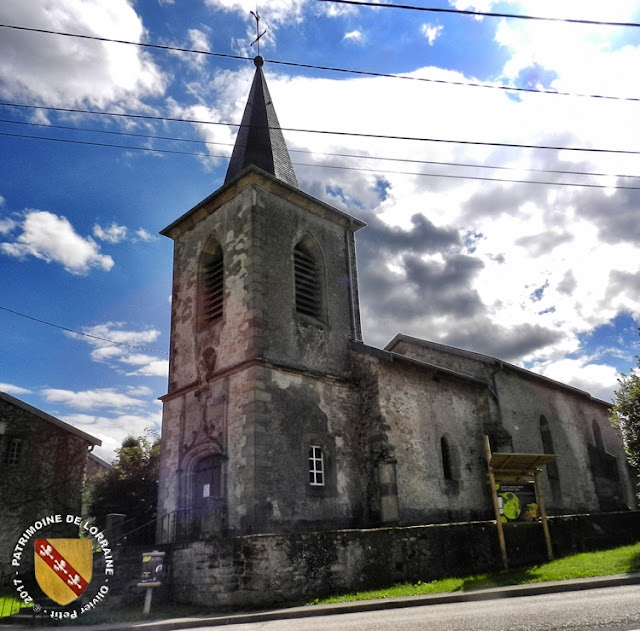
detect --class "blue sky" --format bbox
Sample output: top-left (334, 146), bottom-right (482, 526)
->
top-left (1, 0), bottom-right (639, 461)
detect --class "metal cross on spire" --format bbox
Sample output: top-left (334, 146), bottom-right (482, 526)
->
top-left (250, 8), bottom-right (267, 55)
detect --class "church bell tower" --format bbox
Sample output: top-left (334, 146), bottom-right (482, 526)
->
top-left (157, 57), bottom-right (366, 538)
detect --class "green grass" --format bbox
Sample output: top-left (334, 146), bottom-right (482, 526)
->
top-left (313, 541), bottom-right (640, 604)
top-left (0, 594), bottom-right (31, 620)
top-left (6, 543), bottom-right (639, 624)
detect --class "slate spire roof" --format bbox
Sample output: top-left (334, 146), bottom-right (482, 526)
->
top-left (224, 56), bottom-right (298, 188)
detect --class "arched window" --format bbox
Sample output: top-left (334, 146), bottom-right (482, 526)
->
top-left (592, 419), bottom-right (604, 450)
top-left (293, 238), bottom-right (322, 319)
top-left (440, 434), bottom-right (459, 481)
top-left (540, 415), bottom-right (559, 481)
top-left (200, 238), bottom-right (224, 323)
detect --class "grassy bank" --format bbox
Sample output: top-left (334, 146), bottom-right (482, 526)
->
top-left (0, 594), bottom-right (27, 620)
top-left (313, 541), bottom-right (640, 604)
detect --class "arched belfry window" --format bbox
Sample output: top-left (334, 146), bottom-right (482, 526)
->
top-left (293, 237), bottom-right (323, 319)
top-left (200, 237), bottom-right (224, 324)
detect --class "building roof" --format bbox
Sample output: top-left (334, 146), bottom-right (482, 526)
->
top-left (0, 391), bottom-right (101, 446)
top-left (161, 166), bottom-right (365, 240)
top-left (224, 56), bottom-right (298, 188)
top-left (385, 334), bottom-right (612, 407)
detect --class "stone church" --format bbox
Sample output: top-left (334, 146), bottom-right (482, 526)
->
top-left (156, 56), bottom-right (635, 549)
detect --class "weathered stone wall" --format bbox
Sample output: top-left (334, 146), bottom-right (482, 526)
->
top-left (0, 399), bottom-right (89, 573)
top-left (352, 346), bottom-right (498, 525)
top-left (384, 337), bottom-right (636, 514)
top-left (166, 511), bottom-right (640, 609)
top-left (251, 366), bottom-right (364, 533)
top-left (250, 182), bottom-right (362, 379)
top-left (158, 172), bottom-right (365, 534)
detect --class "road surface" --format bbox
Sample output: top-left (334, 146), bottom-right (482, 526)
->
top-left (184, 585), bottom-right (640, 631)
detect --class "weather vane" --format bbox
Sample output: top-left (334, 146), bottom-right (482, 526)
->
top-left (250, 7), bottom-right (267, 56)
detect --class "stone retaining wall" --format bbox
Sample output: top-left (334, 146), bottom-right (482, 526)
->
top-left (163, 511), bottom-right (640, 609)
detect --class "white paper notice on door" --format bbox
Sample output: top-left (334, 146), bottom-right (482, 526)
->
top-left (203, 483), bottom-right (210, 498)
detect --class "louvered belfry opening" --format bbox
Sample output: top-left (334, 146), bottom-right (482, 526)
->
top-left (203, 251), bottom-right (224, 322)
top-left (294, 243), bottom-right (321, 318)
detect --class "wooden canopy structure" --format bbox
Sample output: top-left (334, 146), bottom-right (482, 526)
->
top-left (484, 435), bottom-right (557, 569)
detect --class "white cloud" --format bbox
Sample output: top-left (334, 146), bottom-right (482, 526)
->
top-left (532, 357), bottom-right (621, 403)
top-left (169, 27), bottom-right (211, 69)
top-left (42, 387), bottom-right (148, 411)
top-left (128, 360), bottom-right (170, 378)
top-left (0, 0), bottom-right (166, 109)
top-left (62, 408), bottom-right (162, 462)
top-left (0, 383), bottom-right (33, 396)
top-left (94, 222), bottom-right (128, 243)
top-left (134, 228), bottom-right (155, 242)
top-left (0, 217), bottom-right (16, 234)
top-left (421, 23), bottom-right (443, 46)
top-left (68, 321), bottom-right (168, 378)
top-left (344, 30), bottom-right (364, 44)
top-left (0, 210), bottom-right (114, 274)
top-left (80, 322), bottom-right (161, 348)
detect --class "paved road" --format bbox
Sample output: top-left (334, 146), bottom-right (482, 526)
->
top-left (186, 585), bottom-right (640, 631)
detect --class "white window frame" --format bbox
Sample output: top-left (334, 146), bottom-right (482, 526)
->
top-left (309, 445), bottom-right (325, 486)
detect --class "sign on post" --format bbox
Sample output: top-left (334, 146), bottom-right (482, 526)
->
top-left (137, 550), bottom-right (165, 614)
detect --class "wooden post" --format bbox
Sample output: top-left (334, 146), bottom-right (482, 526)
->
top-left (143, 586), bottom-right (153, 615)
top-left (534, 469), bottom-right (553, 561)
top-left (484, 435), bottom-right (508, 569)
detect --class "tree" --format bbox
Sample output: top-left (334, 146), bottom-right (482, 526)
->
top-left (610, 341), bottom-right (640, 497)
top-left (88, 431), bottom-right (160, 532)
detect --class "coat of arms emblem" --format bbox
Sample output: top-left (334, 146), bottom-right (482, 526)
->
top-left (34, 539), bottom-right (93, 605)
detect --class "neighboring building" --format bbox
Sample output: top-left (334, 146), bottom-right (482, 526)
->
top-left (156, 56), bottom-right (635, 546)
top-left (85, 452), bottom-right (111, 480)
top-left (0, 392), bottom-right (101, 574)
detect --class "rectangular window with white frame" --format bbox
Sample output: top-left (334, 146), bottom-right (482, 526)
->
top-left (309, 445), bottom-right (325, 486)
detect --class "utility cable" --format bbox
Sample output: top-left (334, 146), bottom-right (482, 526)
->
top-left (2, 101), bottom-right (639, 157)
top-left (1, 23), bottom-right (639, 103)
top-left (3, 117), bottom-right (640, 181)
top-left (0, 305), bottom-right (168, 355)
top-left (3, 129), bottom-right (640, 190)
top-left (315, 0), bottom-right (640, 28)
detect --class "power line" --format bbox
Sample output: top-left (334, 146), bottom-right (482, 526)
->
top-left (1, 23), bottom-right (639, 103)
top-left (3, 129), bottom-right (640, 190)
top-left (0, 130), bottom-right (210, 157)
top-left (301, 160), bottom-right (640, 190)
top-left (0, 23), bottom-right (246, 62)
top-left (3, 117), bottom-right (640, 182)
top-left (316, 0), bottom-right (640, 28)
top-left (2, 100), bottom-right (640, 157)
top-left (265, 58), bottom-right (640, 103)
top-left (0, 306), bottom-right (168, 355)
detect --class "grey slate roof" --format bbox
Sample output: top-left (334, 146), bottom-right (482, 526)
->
top-left (0, 391), bottom-right (102, 445)
top-left (224, 56), bottom-right (298, 188)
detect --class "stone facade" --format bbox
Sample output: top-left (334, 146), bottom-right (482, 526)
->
top-left (0, 392), bottom-right (101, 575)
top-left (157, 169), bottom-right (635, 546)
top-left (155, 59), bottom-right (637, 607)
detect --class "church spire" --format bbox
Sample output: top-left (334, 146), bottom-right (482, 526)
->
top-left (224, 56), bottom-right (298, 188)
